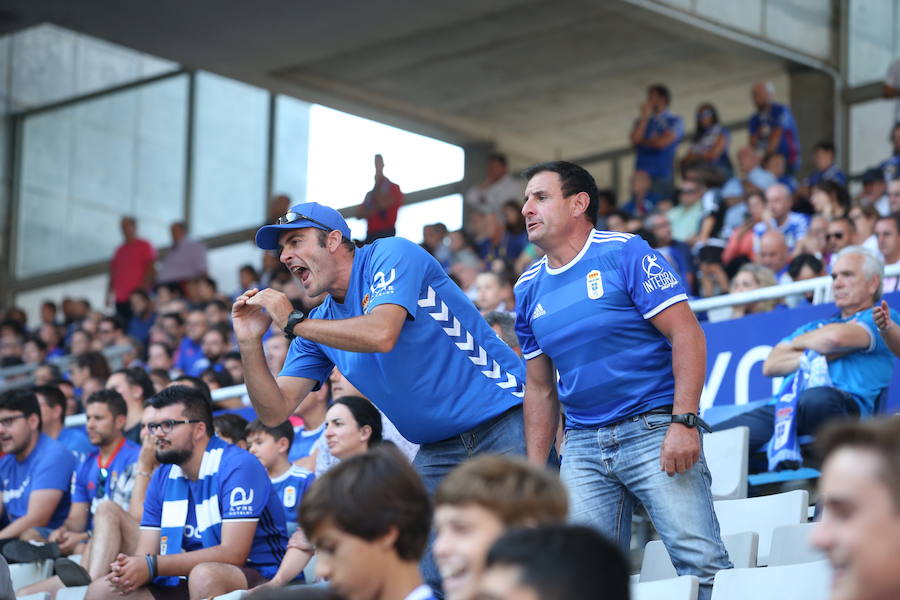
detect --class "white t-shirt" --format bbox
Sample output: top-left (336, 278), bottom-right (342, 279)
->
top-left (886, 59), bottom-right (900, 124)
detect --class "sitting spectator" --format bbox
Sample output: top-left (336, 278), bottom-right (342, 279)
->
top-left (666, 179), bottom-right (704, 243)
top-left (479, 525), bottom-right (629, 600)
top-left (620, 170), bottom-right (659, 218)
top-left (190, 325), bottom-right (230, 378)
top-left (850, 204), bottom-right (881, 258)
top-left (728, 263), bottom-right (779, 320)
top-left (465, 153), bottom-right (522, 221)
top-left (647, 212), bottom-right (694, 291)
top-left (753, 183), bottom-right (809, 252)
top-left (827, 217), bottom-right (855, 269)
top-left (721, 146), bottom-right (777, 200)
top-left (84, 385), bottom-right (289, 600)
top-left (175, 309), bottom-right (207, 374)
top-left (715, 247), bottom-right (896, 454)
top-left (34, 385), bottom-right (92, 461)
top-left (70, 352), bottom-right (112, 396)
top-left (629, 83), bottom-right (684, 197)
top-left (146, 342), bottom-right (176, 377)
top-left (795, 214), bottom-right (829, 259)
top-left (879, 123), bottom-right (900, 182)
top-left (212, 413), bottom-right (248, 449)
top-left (36, 323), bottom-right (65, 360)
top-left (811, 417), bottom-right (900, 600)
top-left (475, 271), bottom-right (512, 314)
top-left (450, 251), bottom-right (482, 301)
top-left (682, 102), bottom-right (732, 177)
top-left (68, 329), bottom-right (94, 357)
top-left (235, 264), bottom-right (261, 299)
top-left (877, 215), bottom-right (900, 293)
top-left (33, 364), bottom-right (61, 387)
top-left (126, 290), bottom-right (156, 347)
top-left (811, 180), bottom-right (851, 220)
top-left (889, 177), bottom-right (900, 214)
top-left (857, 168), bottom-right (890, 215)
top-left (298, 444), bottom-right (435, 600)
top-left (105, 368), bottom-right (155, 443)
top-left (21, 336), bottom-right (47, 366)
top-left (476, 210), bottom-right (527, 268)
top-left (763, 152), bottom-right (796, 193)
top-left (758, 230), bottom-right (792, 284)
top-left (484, 312), bottom-right (521, 358)
top-left (205, 299), bottom-right (230, 327)
top-left (422, 223), bottom-right (453, 271)
top-left (287, 383), bottom-right (328, 469)
top-left (723, 191), bottom-right (767, 265)
top-left (156, 221), bottom-right (208, 290)
top-left (96, 316), bottom-right (126, 350)
top-left (0, 389), bottom-right (77, 545)
top-left (787, 253), bottom-right (826, 306)
top-left (189, 275), bottom-right (219, 306)
top-left (749, 80), bottom-right (801, 174)
top-left (222, 351), bottom-right (244, 385)
top-left (433, 455), bottom-right (568, 600)
top-left (802, 141), bottom-right (846, 193)
top-left (245, 420), bottom-right (315, 536)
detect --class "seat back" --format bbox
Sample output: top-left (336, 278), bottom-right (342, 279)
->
top-left (714, 489), bottom-right (808, 566)
top-left (704, 426), bottom-right (749, 500)
top-left (639, 531), bottom-right (757, 582)
top-left (711, 560), bottom-right (831, 600)
top-left (632, 575), bottom-right (699, 600)
top-left (767, 522), bottom-right (826, 567)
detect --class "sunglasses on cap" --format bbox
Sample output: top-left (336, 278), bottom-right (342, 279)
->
top-left (276, 211), bottom-right (336, 232)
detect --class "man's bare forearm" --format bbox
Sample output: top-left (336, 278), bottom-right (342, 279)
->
top-left (240, 340), bottom-right (293, 425)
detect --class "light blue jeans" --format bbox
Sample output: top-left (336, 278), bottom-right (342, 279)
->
top-left (562, 411), bottom-right (732, 600)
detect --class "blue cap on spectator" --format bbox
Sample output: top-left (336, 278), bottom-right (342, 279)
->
top-left (255, 202), bottom-right (352, 250)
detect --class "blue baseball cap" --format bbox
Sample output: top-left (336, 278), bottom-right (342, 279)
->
top-left (255, 202), bottom-right (352, 250)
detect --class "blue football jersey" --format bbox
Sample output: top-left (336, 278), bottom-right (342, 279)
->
top-left (270, 465), bottom-right (315, 535)
top-left (0, 434), bottom-right (77, 529)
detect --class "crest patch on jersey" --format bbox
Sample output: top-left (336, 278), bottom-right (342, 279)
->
top-left (586, 270), bottom-right (604, 299)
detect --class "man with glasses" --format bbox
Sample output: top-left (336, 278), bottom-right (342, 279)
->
top-left (827, 218), bottom-right (855, 270)
top-left (0, 389), bottom-right (77, 549)
top-left (17, 390), bottom-right (141, 595)
top-left (85, 385), bottom-right (288, 600)
top-left (715, 246), bottom-right (897, 454)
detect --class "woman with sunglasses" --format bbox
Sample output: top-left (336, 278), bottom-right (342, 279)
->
top-left (682, 103), bottom-right (732, 178)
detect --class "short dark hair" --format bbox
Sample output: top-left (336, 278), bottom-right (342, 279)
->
top-left (100, 315), bottom-right (125, 333)
top-left (25, 336), bottom-right (47, 353)
top-left (332, 396), bottom-right (382, 448)
top-left (485, 525), bottom-right (630, 600)
top-left (213, 413), bottom-right (249, 444)
top-left (74, 351), bottom-right (111, 382)
top-left (149, 342), bottom-right (174, 359)
top-left (787, 253), bottom-right (824, 280)
top-left (299, 444), bottom-right (431, 561)
top-left (112, 368), bottom-right (155, 402)
top-left (201, 367), bottom-right (235, 389)
top-left (33, 385), bottom-right (67, 426)
top-left (85, 389), bottom-right (128, 419)
top-left (0, 389), bottom-right (41, 429)
top-left (146, 385), bottom-right (213, 435)
top-left (817, 417), bottom-right (900, 510)
top-left (522, 161), bottom-right (599, 224)
top-left (171, 375), bottom-right (213, 406)
top-left (488, 152), bottom-right (508, 167)
top-left (205, 299), bottom-right (228, 313)
top-left (648, 83), bottom-right (671, 105)
top-left (245, 418), bottom-right (294, 446)
top-left (161, 312), bottom-right (184, 327)
top-left (814, 140), bottom-right (836, 154)
top-left (878, 214), bottom-right (900, 235)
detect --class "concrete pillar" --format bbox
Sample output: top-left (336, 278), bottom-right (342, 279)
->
top-left (461, 142), bottom-right (494, 231)
top-left (789, 68), bottom-right (835, 178)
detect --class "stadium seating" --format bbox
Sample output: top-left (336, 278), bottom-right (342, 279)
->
top-left (631, 575), bottom-right (699, 600)
top-left (10, 560), bottom-right (52, 593)
top-left (638, 531), bottom-right (757, 582)
top-left (710, 560), bottom-right (831, 600)
top-left (55, 586), bottom-right (88, 600)
top-left (714, 490), bottom-right (809, 566)
top-left (766, 522), bottom-right (826, 567)
top-left (704, 426), bottom-right (749, 500)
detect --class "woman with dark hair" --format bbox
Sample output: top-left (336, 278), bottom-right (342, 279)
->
top-left (682, 103), bottom-right (732, 177)
top-left (69, 351), bottom-right (111, 389)
top-left (324, 396), bottom-right (383, 460)
top-left (810, 180), bottom-right (851, 219)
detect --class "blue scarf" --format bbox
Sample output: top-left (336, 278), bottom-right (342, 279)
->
top-left (766, 350), bottom-right (832, 471)
top-left (156, 437), bottom-right (227, 586)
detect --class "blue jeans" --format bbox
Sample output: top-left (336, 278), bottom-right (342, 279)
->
top-left (562, 412), bottom-right (731, 600)
top-left (714, 386), bottom-right (860, 452)
top-left (414, 405), bottom-right (526, 598)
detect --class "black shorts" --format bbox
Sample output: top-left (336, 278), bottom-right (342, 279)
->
top-left (146, 567), bottom-right (267, 600)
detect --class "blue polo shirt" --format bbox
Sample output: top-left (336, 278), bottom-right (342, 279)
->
top-left (515, 231), bottom-right (688, 428)
top-left (280, 237), bottom-right (524, 444)
top-left (634, 110), bottom-right (684, 182)
top-left (0, 434), bottom-right (78, 529)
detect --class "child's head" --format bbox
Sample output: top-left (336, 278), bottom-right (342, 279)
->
top-left (212, 413), bottom-right (249, 449)
top-left (245, 418), bottom-right (294, 470)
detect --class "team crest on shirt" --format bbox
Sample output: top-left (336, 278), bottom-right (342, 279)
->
top-left (283, 485), bottom-right (297, 508)
top-left (361, 293), bottom-right (370, 311)
top-left (586, 270), bottom-right (603, 299)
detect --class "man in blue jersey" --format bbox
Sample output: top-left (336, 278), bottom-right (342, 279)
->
top-left (235, 201), bottom-right (525, 493)
top-left (514, 161), bottom-right (730, 600)
top-left (629, 84), bottom-right (684, 195)
top-left (84, 386), bottom-right (288, 600)
top-left (0, 389), bottom-right (77, 545)
top-left (716, 246), bottom-right (896, 452)
top-left (749, 81), bottom-right (801, 174)
top-left (34, 385), bottom-right (93, 462)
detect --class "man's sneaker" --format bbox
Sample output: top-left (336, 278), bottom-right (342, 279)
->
top-left (54, 557), bottom-right (92, 587)
top-left (1, 540), bottom-right (60, 564)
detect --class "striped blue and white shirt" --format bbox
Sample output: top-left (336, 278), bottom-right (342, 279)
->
top-left (514, 230), bottom-right (687, 428)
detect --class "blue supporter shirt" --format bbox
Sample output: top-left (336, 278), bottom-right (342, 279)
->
top-left (270, 465), bottom-right (315, 535)
top-left (56, 427), bottom-right (95, 463)
top-left (752, 212), bottom-right (810, 253)
top-left (780, 307), bottom-right (897, 415)
top-left (175, 337), bottom-right (203, 374)
top-left (141, 438), bottom-right (287, 578)
top-left (634, 110), bottom-right (684, 182)
top-left (750, 102), bottom-right (801, 171)
top-left (288, 423), bottom-right (324, 463)
top-left (280, 237), bottom-right (524, 444)
top-left (806, 164), bottom-right (847, 187)
top-left (880, 155), bottom-right (900, 182)
top-left (514, 231), bottom-right (688, 428)
top-left (72, 439), bottom-right (140, 529)
top-left (0, 434), bottom-right (78, 529)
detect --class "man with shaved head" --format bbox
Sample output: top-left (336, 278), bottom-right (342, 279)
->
top-left (758, 230), bottom-right (791, 284)
top-left (749, 81), bottom-right (801, 174)
top-left (753, 183), bottom-right (809, 253)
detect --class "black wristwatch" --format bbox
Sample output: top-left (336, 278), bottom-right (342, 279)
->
top-left (283, 310), bottom-right (307, 340)
top-left (671, 413), bottom-right (712, 432)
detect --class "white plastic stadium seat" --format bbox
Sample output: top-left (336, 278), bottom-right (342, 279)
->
top-left (632, 575), bottom-right (699, 600)
top-left (766, 522), bottom-right (826, 567)
top-left (714, 489), bottom-right (808, 566)
top-left (710, 560), bottom-right (831, 600)
top-left (10, 560), bottom-right (52, 593)
top-left (55, 585), bottom-right (88, 600)
top-left (704, 426), bottom-right (749, 500)
top-left (638, 531), bottom-right (757, 582)
top-left (15, 593), bottom-right (49, 600)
